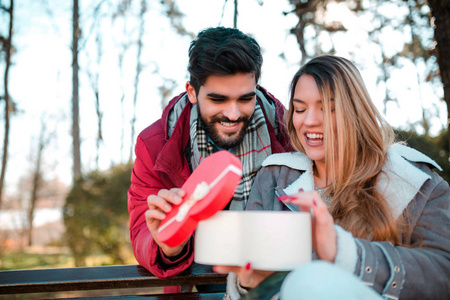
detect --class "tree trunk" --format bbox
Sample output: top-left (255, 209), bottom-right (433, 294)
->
top-left (88, 34), bottom-right (103, 169)
top-left (288, 0), bottom-right (320, 65)
top-left (72, 0), bottom-right (81, 181)
top-left (129, 0), bottom-right (146, 164)
top-left (95, 42), bottom-right (103, 170)
top-left (118, 41), bottom-right (128, 163)
top-left (95, 86), bottom-right (102, 169)
top-left (27, 120), bottom-right (46, 246)
top-left (428, 0), bottom-right (450, 157)
top-left (233, 0), bottom-right (238, 28)
top-left (0, 0), bottom-right (14, 209)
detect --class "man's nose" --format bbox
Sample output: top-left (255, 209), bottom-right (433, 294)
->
top-left (223, 102), bottom-right (240, 121)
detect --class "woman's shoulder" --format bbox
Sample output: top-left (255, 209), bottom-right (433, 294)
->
top-left (381, 143), bottom-right (444, 220)
top-left (262, 151), bottom-right (311, 171)
top-left (387, 143), bottom-right (442, 171)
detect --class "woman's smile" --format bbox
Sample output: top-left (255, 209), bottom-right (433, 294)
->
top-left (305, 132), bottom-right (324, 146)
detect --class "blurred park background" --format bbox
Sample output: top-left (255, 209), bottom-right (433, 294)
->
top-left (0, 0), bottom-right (449, 285)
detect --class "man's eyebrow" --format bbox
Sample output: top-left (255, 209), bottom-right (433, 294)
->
top-left (206, 91), bottom-right (257, 99)
top-left (240, 91), bottom-right (257, 98)
top-left (206, 93), bottom-right (227, 99)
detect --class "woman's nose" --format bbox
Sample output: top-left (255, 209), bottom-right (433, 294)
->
top-left (304, 109), bottom-right (322, 126)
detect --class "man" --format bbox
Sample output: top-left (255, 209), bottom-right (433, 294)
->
top-left (127, 27), bottom-right (293, 284)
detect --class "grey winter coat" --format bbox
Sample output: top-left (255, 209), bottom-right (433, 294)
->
top-left (244, 144), bottom-right (450, 299)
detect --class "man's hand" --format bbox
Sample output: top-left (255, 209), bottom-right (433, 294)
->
top-left (145, 188), bottom-right (189, 257)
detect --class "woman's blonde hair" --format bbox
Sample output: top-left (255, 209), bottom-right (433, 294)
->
top-left (286, 55), bottom-right (400, 243)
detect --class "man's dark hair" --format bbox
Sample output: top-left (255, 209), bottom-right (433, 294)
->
top-left (187, 27), bottom-right (263, 95)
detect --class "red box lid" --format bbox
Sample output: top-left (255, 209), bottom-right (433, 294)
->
top-left (157, 150), bottom-right (242, 247)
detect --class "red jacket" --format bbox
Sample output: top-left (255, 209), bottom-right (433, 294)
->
top-left (128, 87), bottom-right (293, 281)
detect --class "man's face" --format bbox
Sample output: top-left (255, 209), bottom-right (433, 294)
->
top-left (186, 73), bottom-right (257, 149)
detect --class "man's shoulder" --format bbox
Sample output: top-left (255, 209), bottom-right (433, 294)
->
top-left (257, 85), bottom-right (278, 103)
top-left (139, 92), bottom-right (189, 142)
top-left (256, 86), bottom-right (279, 112)
top-left (138, 119), bottom-right (165, 145)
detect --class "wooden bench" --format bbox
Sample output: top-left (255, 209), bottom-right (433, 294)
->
top-left (0, 263), bottom-right (227, 299)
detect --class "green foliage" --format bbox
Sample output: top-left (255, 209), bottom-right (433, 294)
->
top-left (63, 163), bottom-right (133, 267)
top-left (395, 129), bottom-right (450, 183)
top-left (0, 252), bottom-right (72, 271)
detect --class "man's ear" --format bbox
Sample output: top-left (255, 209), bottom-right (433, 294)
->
top-left (186, 82), bottom-right (197, 104)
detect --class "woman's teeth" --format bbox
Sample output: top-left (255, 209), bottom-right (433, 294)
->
top-left (306, 133), bottom-right (323, 139)
top-left (306, 133), bottom-right (323, 144)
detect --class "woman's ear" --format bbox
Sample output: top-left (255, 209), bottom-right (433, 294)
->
top-left (186, 82), bottom-right (197, 104)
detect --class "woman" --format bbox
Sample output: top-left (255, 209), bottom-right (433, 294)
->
top-left (215, 55), bottom-right (450, 299)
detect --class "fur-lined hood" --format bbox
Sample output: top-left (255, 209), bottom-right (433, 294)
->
top-left (261, 143), bottom-right (442, 220)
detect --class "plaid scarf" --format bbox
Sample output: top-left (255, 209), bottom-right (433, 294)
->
top-left (189, 99), bottom-right (272, 210)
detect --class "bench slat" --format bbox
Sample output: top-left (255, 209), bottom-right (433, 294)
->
top-left (63, 292), bottom-right (225, 300)
top-left (0, 263), bottom-right (227, 294)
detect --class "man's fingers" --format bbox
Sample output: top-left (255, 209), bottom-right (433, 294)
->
top-left (147, 188), bottom-right (186, 213)
top-left (145, 210), bottom-right (164, 233)
top-left (145, 209), bottom-right (166, 221)
top-left (147, 194), bottom-right (173, 213)
top-left (158, 189), bottom-right (185, 205)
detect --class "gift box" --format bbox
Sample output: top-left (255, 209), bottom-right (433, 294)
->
top-left (157, 150), bottom-right (242, 247)
top-left (195, 211), bottom-right (312, 271)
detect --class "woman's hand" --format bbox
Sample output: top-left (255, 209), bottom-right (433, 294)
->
top-left (145, 188), bottom-right (189, 257)
top-left (213, 263), bottom-right (274, 289)
top-left (280, 190), bottom-right (337, 262)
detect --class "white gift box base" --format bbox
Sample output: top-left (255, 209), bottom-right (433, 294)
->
top-left (194, 211), bottom-right (312, 271)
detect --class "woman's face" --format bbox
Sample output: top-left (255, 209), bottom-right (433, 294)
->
top-left (292, 74), bottom-right (336, 164)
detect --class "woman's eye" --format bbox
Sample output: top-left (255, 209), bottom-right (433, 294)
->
top-left (295, 109), bottom-right (305, 113)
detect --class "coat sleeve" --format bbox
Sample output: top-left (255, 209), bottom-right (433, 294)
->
top-left (346, 168), bottom-right (450, 299)
top-left (127, 135), bottom-right (194, 279)
top-left (248, 164), bottom-right (450, 299)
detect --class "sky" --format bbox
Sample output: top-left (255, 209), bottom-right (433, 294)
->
top-left (1, 0), bottom-right (447, 199)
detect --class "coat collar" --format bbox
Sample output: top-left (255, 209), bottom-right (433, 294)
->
top-left (262, 144), bottom-right (442, 220)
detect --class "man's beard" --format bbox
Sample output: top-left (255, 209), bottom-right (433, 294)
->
top-left (198, 106), bottom-right (252, 149)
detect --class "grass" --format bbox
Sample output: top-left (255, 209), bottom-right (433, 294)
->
top-left (0, 251), bottom-right (73, 270)
top-left (0, 246), bottom-right (138, 270)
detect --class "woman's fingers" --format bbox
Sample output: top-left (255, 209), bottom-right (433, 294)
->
top-left (311, 198), bottom-right (337, 262)
top-left (214, 265), bottom-right (255, 287)
top-left (280, 190), bottom-right (337, 262)
top-left (213, 265), bottom-right (241, 274)
top-left (281, 190), bottom-right (316, 211)
top-left (237, 263), bottom-right (255, 288)
top-left (214, 264), bottom-right (273, 289)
